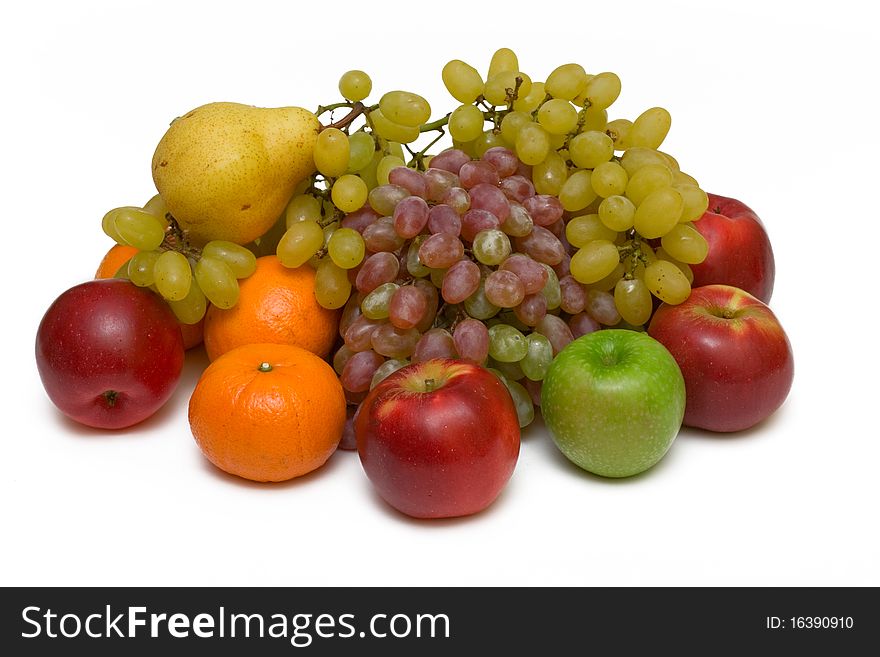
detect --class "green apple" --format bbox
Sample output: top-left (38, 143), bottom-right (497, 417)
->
top-left (541, 329), bottom-right (685, 478)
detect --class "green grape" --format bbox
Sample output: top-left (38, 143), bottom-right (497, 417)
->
top-left (384, 141), bottom-right (405, 160)
top-left (483, 70), bottom-right (532, 106)
top-left (379, 90), bottom-right (431, 128)
top-left (521, 332), bottom-right (553, 381)
top-left (672, 170), bottom-right (700, 187)
top-left (376, 154), bottom-right (406, 186)
top-left (285, 194), bottom-right (322, 227)
top-left (499, 110), bottom-right (533, 144)
top-left (619, 147), bottom-right (669, 176)
top-left (474, 130), bottom-right (507, 156)
top-left (598, 195), bottom-right (636, 231)
top-left (625, 164), bottom-right (673, 206)
top-left (195, 256), bottom-right (238, 309)
top-left (566, 214), bottom-right (619, 248)
top-left (314, 258), bottom-right (352, 309)
top-left (113, 208), bottom-right (166, 251)
top-left (331, 174), bottom-right (369, 213)
top-left (589, 262), bottom-right (625, 293)
top-left (569, 130), bottom-right (615, 169)
top-left (657, 150), bottom-right (680, 171)
top-left (371, 359), bottom-right (410, 389)
top-left (583, 72), bottom-right (622, 110)
top-left (487, 47), bottom-right (519, 78)
top-left (614, 277), bottom-right (652, 325)
top-left (314, 127), bottom-right (350, 178)
top-left (655, 247), bottom-right (695, 283)
top-left (512, 81), bottom-right (546, 113)
top-left (448, 103), bottom-right (485, 142)
top-left (464, 281), bottom-right (500, 320)
top-left (361, 282), bottom-right (399, 319)
top-left (328, 227), bottom-right (366, 269)
top-left (338, 69), bottom-right (372, 101)
top-left (153, 250), bottom-right (192, 301)
top-left (633, 187), bottom-right (684, 239)
top-left (629, 107), bottom-right (672, 150)
top-left (532, 150), bottom-right (568, 196)
top-left (515, 122), bottom-right (551, 165)
top-left (660, 223), bottom-right (708, 264)
top-left (644, 259), bottom-right (691, 304)
top-left (504, 378), bottom-right (535, 428)
top-left (127, 250), bottom-right (160, 287)
top-left (141, 194), bottom-right (168, 221)
top-left (442, 59), bottom-right (484, 103)
top-left (429, 267), bottom-right (447, 289)
top-left (605, 118), bottom-right (632, 150)
top-left (369, 108), bottom-right (420, 144)
top-left (490, 357), bottom-right (525, 383)
top-left (675, 184), bottom-right (710, 223)
top-left (545, 63), bottom-right (588, 100)
top-left (407, 235), bottom-right (431, 278)
top-left (201, 240), bottom-right (257, 278)
top-left (472, 229), bottom-right (511, 265)
top-left (277, 221), bottom-right (324, 268)
top-left (558, 170), bottom-right (597, 212)
top-left (488, 324), bottom-right (528, 362)
top-left (570, 239), bottom-right (620, 284)
top-left (168, 279), bottom-right (207, 324)
top-left (536, 98), bottom-right (578, 135)
top-left (579, 105), bottom-right (608, 132)
top-left (591, 161), bottom-right (628, 198)
top-left (358, 151), bottom-right (383, 190)
top-left (541, 264), bottom-right (562, 310)
top-left (347, 131), bottom-right (376, 173)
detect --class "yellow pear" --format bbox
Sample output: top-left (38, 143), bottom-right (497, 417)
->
top-left (151, 102), bottom-right (319, 246)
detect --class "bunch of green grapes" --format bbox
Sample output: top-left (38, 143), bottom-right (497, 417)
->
top-left (440, 48), bottom-right (711, 325)
top-left (275, 69), bottom-right (436, 310)
top-left (101, 197), bottom-right (256, 324)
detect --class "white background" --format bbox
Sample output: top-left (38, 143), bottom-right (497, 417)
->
top-left (2, 0), bottom-right (878, 587)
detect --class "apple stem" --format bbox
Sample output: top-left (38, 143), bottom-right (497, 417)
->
top-left (423, 378), bottom-right (436, 392)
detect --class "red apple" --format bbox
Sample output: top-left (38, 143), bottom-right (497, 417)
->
top-left (690, 193), bottom-right (775, 303)
top-left (355, 358), bottom-right (520, 519)
top-left (647, 284), bottom-right (793, 433)
top-left (36, 279), bottom-right (185, 429)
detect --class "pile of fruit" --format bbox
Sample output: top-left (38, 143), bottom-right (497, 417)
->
top-left (35, 49), bottom-right (794, 519)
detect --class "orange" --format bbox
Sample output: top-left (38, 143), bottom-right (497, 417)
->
top-left (203, 255), bottom-right (340, 362)
top-left (95, 244), bottom-right (138, 279)
top-left (188, 342), bottom-right (346, 482)
top-left (95, 244), bottom-right (204, 350)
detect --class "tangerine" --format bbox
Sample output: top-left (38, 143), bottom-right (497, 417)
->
top-left (188, 343), bottom-right (346, 482)
top-left (203, 255), bottom-right (339, 361)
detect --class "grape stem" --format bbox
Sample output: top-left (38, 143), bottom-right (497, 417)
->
top-left (160, 215), bottom-right (202, 260)
top-left (317, 102), bottom-right (378, 132)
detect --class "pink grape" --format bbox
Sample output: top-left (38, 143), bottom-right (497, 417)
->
top-left (363, 216), bottom-right (405, 252)
top-left (585, 288), bottom-right (621, 325)
top-left (469, 183), bottom-right (511, 222)
top-left (481, 146), bottom-right (519, 177)
top-left (371, 324), bottom-right (420, 359)
top-left (341, 349), bottom-right (385, 392)
top-left (424, 167), bottom-right (460, 201)
top-left (559, 275), bottom-right (587, 314)
top-left (430, 148), bottom-right (471, 174)
top-left (552, 252), bottom-right (572, 279)
top-left (339, 292), bottom-right (364, 336)
top-left (368, 184), bottom-right (410, 215)
top-left (500, 175), bottom-right (536, 203)
top-left (388, 166), bottom-right (427, 198)
top-left (441, 259), bottom-right (481, 304)
top-left (413, 279), bottom-right (439, 333)
top-left (412, 328), bottom-right (457, 363)
top-left (393, 195), bottom-right (430, 238)
top-left (339, 406), bottom-right (359, 451)
top-left (513, 225), bottom-right (565, 265)
top-left (427, 204), bottom-right (462, 235)
top-left (522, 378), bottom-right (542, 407)
top-left (535, 314), bottom-right (574, 355)
top-left (513, 293), bottom-right (548, 326)
top-left (500, 202), bottom-right (534, 237)
top-left (442, 187), bottom-right (471, 215)
top-left (341, 206), bottom-right (380, 233)
top-left (388, 285), bottom-right (427, 329)
top-left (459, 160), bottom-right (500, 188)
top-left (333, 343), bottom-right (355, 375)
top-left (344, 315), bottom-right (385, 352)
top-left (499, 253), bottom-right (548, 294)
top-left (568, 311), bottom-right (601, 338)
top-left (461, 209), bottom-right (501, 242)
top-left (522, 194), bottom-right (564, 227)
top-left (355, 251), bottom-right (399, 293)
top-left (453, 318), bottom-right (490, 364)
top-left (484, 269), bottom-right (526, 308)
top-left (418, 232), bottom-right (464, 268)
